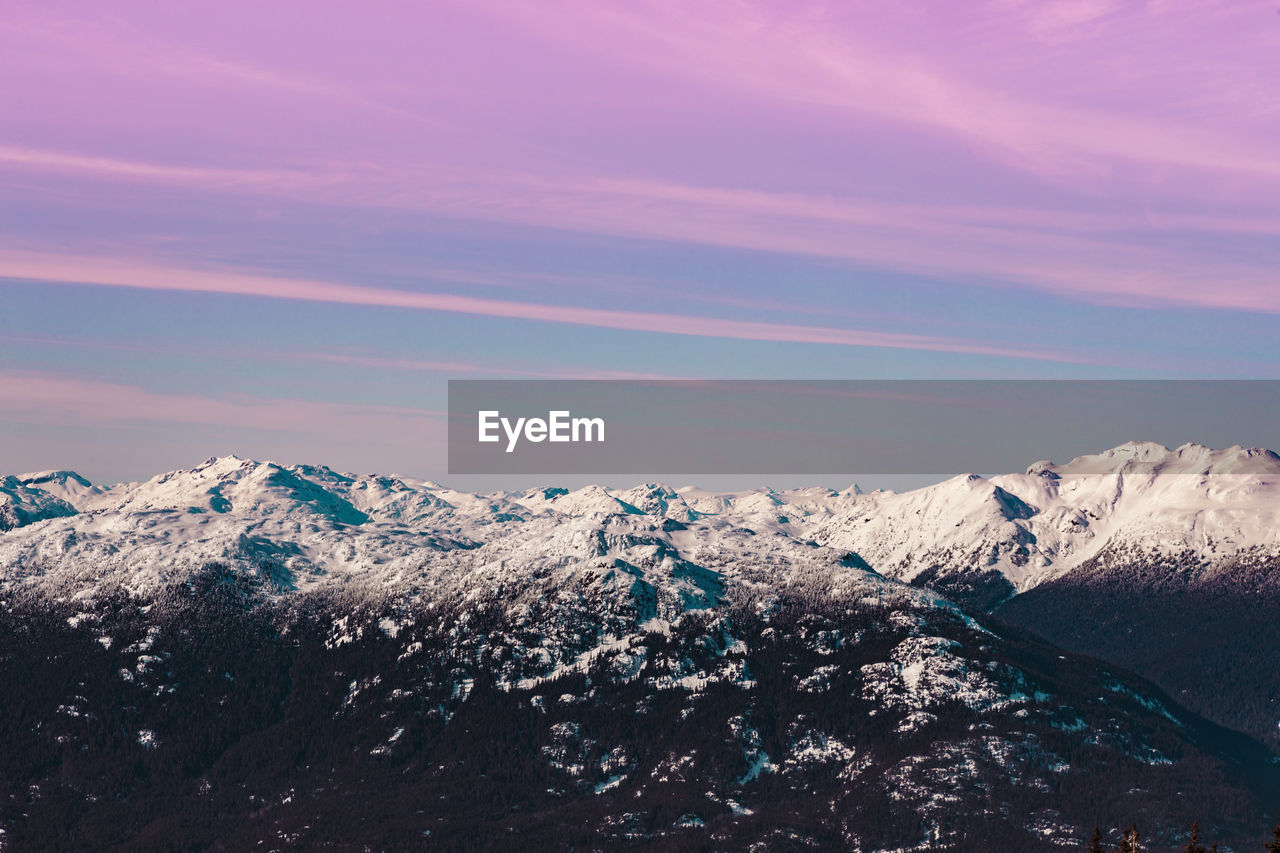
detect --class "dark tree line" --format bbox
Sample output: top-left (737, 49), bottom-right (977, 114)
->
top-left (1084, 814), bottom-right (1280, 852)
top-left (997, 552), bottom-right (1280, 751)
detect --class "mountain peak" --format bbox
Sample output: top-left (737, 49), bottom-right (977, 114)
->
top-left (12, 469), bottom-right (103, 511)
top-left (195, 453), bottom-right (259, 471)
top-left (1034, 441), bottom-right (1280, 477)
top-left (17, 470), bottom-right (93, 489)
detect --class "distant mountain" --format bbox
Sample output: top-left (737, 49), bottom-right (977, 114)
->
top-left (809, 442), bottom-right (1280, 750)
top-left (0, 472), bottom-right (81, 531)
top-left (814, 441), bottom-right (1280, 608)
top-left (1, 448), bottom-right (1279, 849)
top-left (9, 443), bottom-right (1276, 605)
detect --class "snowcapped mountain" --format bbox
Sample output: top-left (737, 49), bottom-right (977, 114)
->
top-left (812, 441), bottom-right (1280, 606)
top-left (0, 471), bottom-right (83, 531)
top-left (4, 441), bottom-right (1278, 608)
top-left (1, 445), bottom-right (1279, 849)
top-left (12, 469), bottom-right (104, 505)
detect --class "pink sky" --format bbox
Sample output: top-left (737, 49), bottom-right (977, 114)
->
top-left (1, 0), bottom-right (1278, 481)
top-left (4, 1), bottom-right (1279, 313)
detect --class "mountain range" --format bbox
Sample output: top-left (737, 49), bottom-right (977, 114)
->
top-left (1, 442), bottom-right (1278, 850)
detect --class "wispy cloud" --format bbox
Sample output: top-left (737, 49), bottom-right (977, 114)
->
top-left (293, 352), bottom-right (677, 380)
top-left (6, 145), bottom-right (1279, 317)
top-left (0, 332), bottom-right (678, 380)
top-left (0, 369), bottom-right (443, 432)
top-left (0, 250), bottom-right (1083, 362)
top-left (0, 13), bottom-right (438, 125)
top-left (0, 144), bottom-right (328, 190)
top-left (474, 0), bottom-right (1280, 184)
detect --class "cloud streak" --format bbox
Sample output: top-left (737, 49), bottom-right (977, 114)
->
top-left (0, 250), bottom-right (1083, 362)
top-left (294, 353), bottom-right (678, 380)
top-left (0, 144), bottom-right (329, 190)
top-left (473, 0), bottom-right (1280, 184)
top-left (6, 144), bottom-right (1279, 317)
top-left (0, 369), bottom-right (442, 433)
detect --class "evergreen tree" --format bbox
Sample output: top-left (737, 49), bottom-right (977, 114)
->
top-left (1182, 820), bottom-right (1207, 853)
top-left (1119, 824), bottom-right (1142, 853)
top-left (1084, 826), bottom-right (1105, 853)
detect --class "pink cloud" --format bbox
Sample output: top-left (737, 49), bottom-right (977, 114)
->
top-left (0, 144), bottom-right (326, 190)
top-left (0, 332), bottom-right (677, 380)
top-left (295, 352), bottom-right (678, 380)
top-left (0, 249), bottom-right (1083, 362)
top-left (473, 0), bottom-right (1280, 184)
top-left (0, 369), bottom-right (443, 433)
top-left (4, 143), bottom-right (1277, 317)
top-left (2, 1), bottom-right (1278, 324)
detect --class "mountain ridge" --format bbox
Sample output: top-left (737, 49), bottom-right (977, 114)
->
top-left (2, 444), bottom-right (1280, 848)
top-left (5, 441), bottom-right (1278, 601)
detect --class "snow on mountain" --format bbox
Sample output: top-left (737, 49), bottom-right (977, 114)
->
top-left (2, 441), bottom-right (1278, 607)
top-left (0, 474), bottom-right (79, 531)
top-left (0, 457), bottom-right (480, 597)
top-left (815, 473), bottom-right (1039, 589)
top-left (611, 483), bottom-right (699, 520)
top-left (15, 469), bottom-right (104, 508)
top-left (0, 454), bottom-right (976, 650)
top-left (2, 447), bottom-right (1279, 848)
top-left (512, 483), bottom-right (640, 518)
top-left (815, 442), bottom-right (1280, 604)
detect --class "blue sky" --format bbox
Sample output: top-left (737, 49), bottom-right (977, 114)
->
top-left (2, 0), bottom-right (1278, 485)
